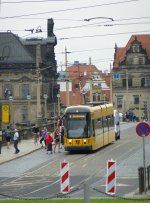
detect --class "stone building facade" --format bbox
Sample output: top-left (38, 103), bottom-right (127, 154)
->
top-left (0, 18), bottom-right (58, 128)
top-left (112, 35), bottom-right (150, 121)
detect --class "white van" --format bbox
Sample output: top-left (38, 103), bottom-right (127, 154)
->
top-left (114, 110), bottom-right (120, 140)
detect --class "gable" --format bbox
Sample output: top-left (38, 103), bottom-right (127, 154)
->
top-left (114, 34), bottom-right (150, 67)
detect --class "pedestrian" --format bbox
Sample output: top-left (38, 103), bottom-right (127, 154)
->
top-left (125, 111), bottom-right (129, 122)
top-left (13, 129), bottom-right (20, 154)
top-left (53, 128), bottom-right (60, 153)
top-left (40, 127), bottom-right (47, 148)
top-left (32, 124), bottom-right (40, 145)
top-left (5, 126), bottom-right (12, 149)
top-left (59, 125), bottom-right (64, 147)
top-left (45, 132), bottom-right (53, 154)
top-left (57, 117), bottom-right (62, 131)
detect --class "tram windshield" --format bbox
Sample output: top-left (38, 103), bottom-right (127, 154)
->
top-left (66, 114), bottom-right (89, 138)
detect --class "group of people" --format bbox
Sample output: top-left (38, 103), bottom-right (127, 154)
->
top-left (5, 126), bottom-right (20, 154)
top-left (124, 111), bottom-right (137, 122)
top-left (4, 117), bottom-right (64, 155)
top-left (32, 117), bottom-right (64, 154)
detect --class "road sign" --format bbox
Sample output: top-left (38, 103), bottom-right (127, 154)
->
top-left (136, 122), bottom-right (150, 137)
top-left (106, 159), bottom-right (116, 195)
top-left (113, 73), bottom-right (120, 79)
top-left (136, 122), bottom-right (150, 194)
top-left (60, 161), bottom-right (70, 194)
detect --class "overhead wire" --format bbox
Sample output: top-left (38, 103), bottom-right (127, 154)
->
top-left (1, 16), bottom-right (150, 33)
top-left (0, 0), bottom-right (140, 19)
top-left (58, 29), bottom-right (150, 40)
top-left (0, 0), bottom-right (147, 68)
top-left (2, 0), bottom-right (71, 4)
top-left (56, 47), bottom-right (114, 54)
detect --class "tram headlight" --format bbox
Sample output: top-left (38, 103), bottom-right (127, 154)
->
top-left (69, 139), bottom-right (72, 144)
top-left (83, 139), bottom-right (86, 144)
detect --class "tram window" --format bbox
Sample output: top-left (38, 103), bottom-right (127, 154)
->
top-left (67, 116), bottom-right (88, 138)
top-left (94, 117), bottom-right (103, 136)
top-left (92, 121), bottom-right (95, 137)
top-left (108, 115), bottom-right (114, 131)
top-left (103, 116), bottom-right (109, 133)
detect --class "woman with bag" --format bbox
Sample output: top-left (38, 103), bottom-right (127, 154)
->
top-left (53, 128), bottom-right (60, 153)
top-left (45, 132), bottom-right (53, 154)
top-left (5, 126), bottom-right (12, 149)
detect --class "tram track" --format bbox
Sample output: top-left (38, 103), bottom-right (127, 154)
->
top-left (0, 123), bottom-right (147, 199)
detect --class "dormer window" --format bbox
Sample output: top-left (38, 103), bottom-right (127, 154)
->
top-left (132, 44), bottom-right (139, 53)
top-left (139, 57), bottom-right (144, 65)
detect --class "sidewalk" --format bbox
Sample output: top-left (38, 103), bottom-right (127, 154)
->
top-left (0, 138), bottom-right (41, 165)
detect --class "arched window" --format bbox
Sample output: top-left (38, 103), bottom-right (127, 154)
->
top-left (4, 84), bottom-right (13, 99)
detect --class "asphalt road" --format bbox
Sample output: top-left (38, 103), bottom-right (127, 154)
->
top-left (0, 122), bottom-right (150, 200)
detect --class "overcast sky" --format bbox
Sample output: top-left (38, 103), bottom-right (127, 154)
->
top-left (0, 0), bottom-right (149, 72)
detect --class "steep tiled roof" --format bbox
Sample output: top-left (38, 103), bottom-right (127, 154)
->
top-left (66, 65), bottom-right (98, 78)
top-left (0, 32), bottom-right (34, 64)
top-left (113, 34), bottom-right (150, 67)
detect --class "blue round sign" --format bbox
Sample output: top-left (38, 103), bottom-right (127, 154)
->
top-left (136, 122), bottom-right (150, 137)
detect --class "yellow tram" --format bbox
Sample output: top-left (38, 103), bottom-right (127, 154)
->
top-left (63, 103), bottom-right (119, 152)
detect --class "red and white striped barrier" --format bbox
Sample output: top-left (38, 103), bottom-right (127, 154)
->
top-left (60, 161), bottom-right (70, 193)
top-left (106, 159), bottom-right (116, 195)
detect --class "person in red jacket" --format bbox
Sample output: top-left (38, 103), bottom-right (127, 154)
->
top-left (45, 132), bottom-right (53, 154)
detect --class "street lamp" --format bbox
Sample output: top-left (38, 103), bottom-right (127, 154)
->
top-left (81, 89), bottom-right (87, 104)
top-left (36, 44), bottom-right (42, 122)
top-left (27, 94), bottom-right (31, 123)
top-left (57, 93), bottom-right (60, 116)
top-left (65, 79), bottom-right (70, 107)
top-left (72, 92), bottom-right (76, 105)
top-left (43, 93), bottom-right (48, 119)
top-left (9, 95), bottom-right (13, 124)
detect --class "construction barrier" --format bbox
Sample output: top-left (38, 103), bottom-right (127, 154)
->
top-left (60, 161), bottom-right (70, 194)
top-left (106, 159), bottom-right (116, 195)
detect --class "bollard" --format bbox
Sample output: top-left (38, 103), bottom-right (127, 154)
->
top-left (84, 182), bottom-right (90, 203)
top-left (138, 167), bottom-right (144, 194)
top-left (147, 165), bottom-right (150, 190)
top-left (0, 131), bottom-right (2, 154)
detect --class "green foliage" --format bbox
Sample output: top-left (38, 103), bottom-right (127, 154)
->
top-left (0, 199), bottom-right (150, 203)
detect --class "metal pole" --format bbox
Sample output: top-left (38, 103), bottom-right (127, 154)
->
top-left (126, 69), bottom-right (129, 111)
top-left (139, 94), bottom-right (141, 122)
top-left (54, 103), bottom-right (56, 131)
top-left (0, 130), bottom-right (2, 154)
top-left (65, 46), bottom-right (68, 70)
top-left (66, 80), bottom-right (69, 107)
top-left (44, 98), bottom-right (47, 118)
top-left (28, 100), bottom-right (31, 122)
top-left (58, 96), bottom-right (60, 116)
top-left (143, 136), bottom-right (147, 194)
top-left (10, 100), bottom-right (13, 124)
top-left (110, 64), bottom-right (113, 103)
top-left (36, 44), bottom-right (42, 121)
top-left (84, 182), bottom-right (90, 203)
top-left (89, 70), bottom-right (93, 103)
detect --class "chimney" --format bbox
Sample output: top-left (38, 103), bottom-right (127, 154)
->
top-left (89, 57), bottom-right (92, 65)
top-left (47, 18), bottom-right (54, 37)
